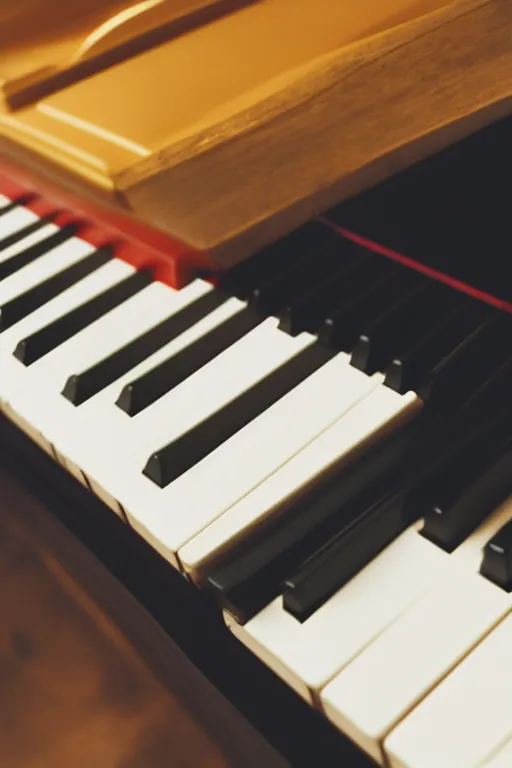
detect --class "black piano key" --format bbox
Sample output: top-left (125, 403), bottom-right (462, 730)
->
top-left (0, 214), bottom-right (58, 253)
top-left (0, 223), bottom-right (79, 281)
top-left (282, 490), bottom-right (405, 621)
top-left (278, 244), bottom-right (372, 336)
top-left (384, 297), bottom-right (486, 395)
top-left (0, 195), bottom-right (35, 219)
top-left (319, 264), bottom-right (425, 352)
top-left (143, 342), bottom-right (333, 488)
top-left (61, 286), bottom-right (227, 406)
top-left (206, 413), bottom-right (425, 623)
top-left (116, 305), bottom-right (262, 416)
top-left (480, 519), bottom-right (512, 591)
top-left (220, 221), bottom-right (335, 299)
top-left (279, 398), bottom-right (509, 621)
top-left (351, 281), bottom-right (460, 376)
top-left (420, 437), bottom-right (512, 552)
top-left (0, 246), bottom-right (112, 332)
top-left (426, 312), bottom-right (512, 411)
top-left (462, 357), bottom-right (512, 415)
top-left (13, 269), bottom-right (152, 365)
top-left (250, 236), bottom-right (348, 316)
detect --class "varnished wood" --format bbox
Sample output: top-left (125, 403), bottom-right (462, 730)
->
top-left (0, 0), bottom-right (258, 110)
top-left (0, 464), bottom-right (288, 768)
top-left (0, 0), bottom-right (510, 272)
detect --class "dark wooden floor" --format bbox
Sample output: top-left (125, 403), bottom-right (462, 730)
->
top-left (0, 415), bottom-right (375, 768)
top-left (0, 461), bottom-right (288, 768)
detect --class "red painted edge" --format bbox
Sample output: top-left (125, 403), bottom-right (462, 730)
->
top-left (0, 159), bottom-right (216, 289)
top-left (320, 217), bottom-right (512, 314)
top-left (1, 159), bottom-right (508, 310)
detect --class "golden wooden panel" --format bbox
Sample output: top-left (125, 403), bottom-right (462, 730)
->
top-left (0, 0), bottom-right (510, 269)
top-left (0, 0), bottom-right (258, 110)
top-left (0, 465), bottom-right (287, 768)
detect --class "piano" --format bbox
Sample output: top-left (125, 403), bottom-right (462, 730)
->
top-left (1, 1), bottom-right (512, 766)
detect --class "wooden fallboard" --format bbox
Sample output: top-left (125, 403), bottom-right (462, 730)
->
top-left (0, 0), bottom-right (510, 270)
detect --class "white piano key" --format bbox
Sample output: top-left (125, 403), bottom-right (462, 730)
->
top-left (0, 258), bottom-right (136, 409)
top-left (184, 386), bottom-right (418, 585)
top-left (322, 576), bottom-right (509, 764)
top-left (0, 223), bottom-right (58, 266)
top-left (384, 611), bottom-right (512, 768)
top-left (229, 524), bottom-right (444, 705)
top-left (481, 739), bottom-right (512, 768)
top-left (0, 193), bottom-right (11, 207)
top-left (37, 280), bottom-right (224, 485)
top-left (320, 496), bottom-right (512, 765)
top-left (0, 205), bottom-right (39, 240)
top-left (7, 281), bottom-right (181, 437)
top-left (0, 235), bottom-right (94, 304)
top-left (227, 408), bottom-right (460, 705)
top-left (78, 318), bottom-right (315, 553)
top-left (178, 366), bottom-right (384, 579)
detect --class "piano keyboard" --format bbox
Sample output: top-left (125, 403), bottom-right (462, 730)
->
top-left (1, 115), bottom-right (512, 768)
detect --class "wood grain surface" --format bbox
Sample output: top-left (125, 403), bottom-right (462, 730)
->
top-left (0, 464), bottom-right (288, 768)
top-left (0, 0), bottom-right (510, 275)
top-left (129, 0), bottom-right (511, 268)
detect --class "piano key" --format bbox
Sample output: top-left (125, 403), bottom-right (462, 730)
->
top-left (320, 497), bottom-right (512, 764)
top-left (42, 288), bottom-right (243, 489)
top-left (0, 259), bottom-right (139, 447)
top-left (418, 311), bottom-right (509, 408)
top-left (0, 222), bottom-right (59, 268)
top-left (385, 299), bottom-right (494, 395)
top-left (0, 258), bottom-right (134, 360)
top-left (8, 281), bottom-right (179, 434)
top-left (480, 739), bottom-right (512, 768)
top-left (384, 612), bottom-right (512, 768)
top-left (480, 518), bottom-right (512, 590)
top-left (113, 354), bottom-right (378, 570)
top-left (116, 299), bottom-right (258, 415)
top-left (322, 571), bottom-right (510, 765)
top-left (351, 281), bottom-right (461, 376)
top-left (0, 214), bottom-right (57, 253)
top-left (278, 245), bottom-right (372, 336)
top-left (219, 221), bottom-right (334, 299)
top-left (0, 237), bottom-right (98, 318)
top-left (0, 202), bottom-right (39, 241)
top-left (463, 357), bottom-right (512, 415)
top-left (316, 259), bottom-right (394, 348)
top-left (227, 479), bottom-right (512, 713)
top-left (0, 246), bottom-right (112, 331)
top-left (207, 387), bottom-right (420, 623)
top-left (320, 265), bottom-right (425, 353)
top-left (143, 341), bottom-right (332, 488)
top-left (419, 439), bottom-right (512, 552)
top-left (250, 235), bottom-right (347, 316)
top-left (278, 395), bottom-right (511, 622)
top-left (3, 274), bottom-right (161, 431)
top-left (13, 268), bottom-right (151, 365)
top-left (63, 317), bottom-right (315, 523)
top-left (228, 521), bottom-right (450, 704)
top-left (0, 224), bottom-right (79, 281)
top-left (178, 364), bottom-right (383, 579)
top-left (281, 489), bottom-right (409, 622)
top-left (61, 278), bottom-right (218, 405)
top-left (0, 193), bottom-right (14, 209)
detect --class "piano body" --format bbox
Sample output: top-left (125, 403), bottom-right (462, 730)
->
top-left (1, 1), bottom-right (512, 765)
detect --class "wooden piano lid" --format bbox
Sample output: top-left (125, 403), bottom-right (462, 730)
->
top-left (0, 0), bottom-right (510, 271)
top-left (0, 0), bottom-right (258, 110)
